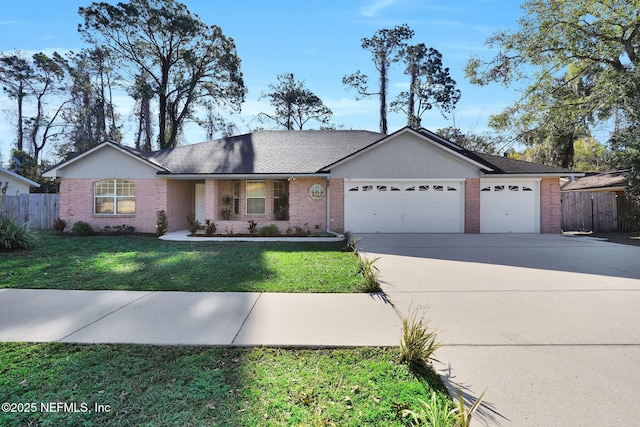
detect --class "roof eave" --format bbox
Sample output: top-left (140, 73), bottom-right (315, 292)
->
top-left (156, 172), bottom-right (330, 180)
top-left (0, 167), bottom-right (40, 187)
top-left (483, 172), bottom-right (585, 178)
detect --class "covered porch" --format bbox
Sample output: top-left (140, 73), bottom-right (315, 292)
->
top-left (166, 176), bottom-right (338, 234)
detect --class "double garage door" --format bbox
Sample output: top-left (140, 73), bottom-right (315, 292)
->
top-left (344, 180), bottom-right (464, 233)
top-left (344, 179), bottom-right (540, 233)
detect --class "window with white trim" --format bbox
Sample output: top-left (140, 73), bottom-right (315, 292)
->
top-left (94, 179), bottom-right (135, 215)
top-left (246, 180), bottom-right (266, 214)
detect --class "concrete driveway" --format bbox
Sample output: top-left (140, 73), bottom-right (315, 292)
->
top-left (357, 233), bottom-right (640, 427)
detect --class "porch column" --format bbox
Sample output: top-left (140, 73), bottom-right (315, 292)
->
top-left (204, 179), bottom-right (217, 222)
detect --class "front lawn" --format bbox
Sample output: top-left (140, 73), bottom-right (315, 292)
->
top-left (0, 232), bottom-right (362, 292)
top-left (0, 343), bottom-right (449, 427)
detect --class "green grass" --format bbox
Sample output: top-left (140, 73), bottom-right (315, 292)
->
top-left (0, 231), bottom-right (362, 292)
top-left (0, 343), bottom-right (449, 427)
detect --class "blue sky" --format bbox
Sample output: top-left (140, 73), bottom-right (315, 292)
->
top-left (0, 0), bottom-right (526, 163)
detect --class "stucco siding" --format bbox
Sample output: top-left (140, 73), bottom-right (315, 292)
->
top-left (0, 175), bottom-right (31, 195)
top-left (55, 145), bottom-right (159, 179)
top-left (330, 132), bottom-right (482, 179)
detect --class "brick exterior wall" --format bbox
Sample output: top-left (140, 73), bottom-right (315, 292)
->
top-left (464, 178), bottom-right (480, 233)
top-left (540, 177), bottom-right (562, 233)
top-left (60, 175), bottom-right (561, 235)
top-left (59, 178), bottom-right (167, 234)
top-left (329, 178), bottom-right (344, 232)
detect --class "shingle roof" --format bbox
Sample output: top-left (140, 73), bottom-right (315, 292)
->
top-left (474, 152), bottom-right (574, 174)
top-left (149, 130), bottom-right (384, 174)
top-left (145, 129), bottom-right (575, 175)
top-left (561, 170), bottom-right (628, 191)
top-left (45, 127), bottom-right (576, 177)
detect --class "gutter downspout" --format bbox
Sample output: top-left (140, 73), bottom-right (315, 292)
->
top-left (326, 177), bottom-right (331, 233)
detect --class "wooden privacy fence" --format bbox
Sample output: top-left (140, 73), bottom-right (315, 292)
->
top-left (1, 194), bottom-right (60, 229)
top-left (561, 191), bottom-right (640, 232)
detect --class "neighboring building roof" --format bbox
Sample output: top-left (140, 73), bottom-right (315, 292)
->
top-left (561, 170), bottom-right (628, 192)
top-left (0, 166), bottom-right (40, 187)
top-left (43, 127), bottom-right (577, 177)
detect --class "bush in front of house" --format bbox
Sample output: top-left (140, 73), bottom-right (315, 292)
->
top-left (156, 210), bottom-right (168, 236)
top-left (71, 221), bottom-right (94, 236)
top-left (204, 219), bottom-right (217, 236)
top-left (257, 224), bottom-right (279, 236)
top-left (187, 214), bottom-right (200, 235)
top-left (102, 224), bottom-right (136, 235)
top-left (53, 218), bottom-right (67, 234)
top-left (0, 215), bottom-right (37, 250)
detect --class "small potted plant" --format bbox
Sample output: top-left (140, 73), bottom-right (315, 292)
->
top-left (221, 195), bottom-right (233, 220)
top-left (274, 195), bottom-right (288, 220)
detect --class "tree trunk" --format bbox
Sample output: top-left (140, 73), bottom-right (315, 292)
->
top-left (379, 61), bottom-right (388, 135)
top-left (16, 83), bottom-right (23, 151)
top-left (407, 63), bottom-right (418, 129)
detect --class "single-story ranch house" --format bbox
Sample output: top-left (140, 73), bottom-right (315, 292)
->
top-left (43, 127), bottom-right (573, 234)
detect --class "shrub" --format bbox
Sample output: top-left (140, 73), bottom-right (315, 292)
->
top-left (102, 224), bottom-right (136, 235)
top-left (358, 255), bottom-right (381, 292)
top-left (293, 225), bottom-right (310, 236)
top-left (400, 391), bottom-right (457, 426)
top-left (71, 221), bottom-right (94, 236)
top-left (156, 210), bottom-right (168, 236)
top-left (187, 214), bottom-right (200, 234)
top-left (247, 219), bottom-right (258, 235)
top-left (399, 308), bottom-right (441, 372)
top-left (257, 224), bottom-right (279, 236)
top-left (221, 195), bottom-right (233, 220)
top-left (0, 215), bottom-right (37, 250)
top-left (343, 231), bottom-right (360, 253)
top-left (402, 388), bottom-right (486, 427)
top-left (53, 218), bottom-right (67, 234)
top-left (204, 219), bottom-right (217, 236)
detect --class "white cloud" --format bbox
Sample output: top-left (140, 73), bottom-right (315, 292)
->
top-left (359, 0), bottom-right (397, 17)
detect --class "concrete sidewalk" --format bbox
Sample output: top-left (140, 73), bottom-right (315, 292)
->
top-left (0, 289), bottom-right (402, 347)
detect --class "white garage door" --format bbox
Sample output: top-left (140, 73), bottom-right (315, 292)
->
top-left (344, 180), bottom-right (464, 233)
top-left (480, 180), bottom-right (540, 233)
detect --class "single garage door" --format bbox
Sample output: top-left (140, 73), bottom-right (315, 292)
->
top-left (344, 180), bottom-right (464, 233)
top-left (480, 180), bottom-right (540, 233)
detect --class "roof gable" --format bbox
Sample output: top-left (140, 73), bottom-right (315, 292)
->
top-left (324, 127), bottom-right (494, 174)
top-left (43, 141), bottom-right (167, 178)
top-left (43, 141), bottom-right (167, 179)
top-left (0, 166), bottom-right (40, 188)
